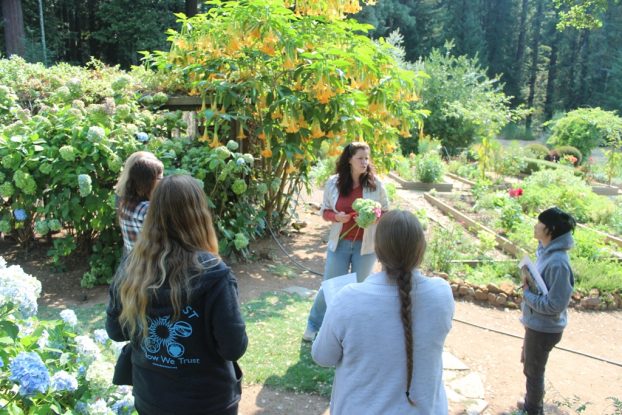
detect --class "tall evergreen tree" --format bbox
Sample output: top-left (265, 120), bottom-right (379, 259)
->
top-left (526, 0), bottom-right (545, 128)
top-left (442, 0), bottom-right (487, 61)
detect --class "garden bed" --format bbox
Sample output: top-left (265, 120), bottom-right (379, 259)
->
top-left (420, 192), bottom-right (622, 310)
top-left (388, 172), bottom-right (453, 192)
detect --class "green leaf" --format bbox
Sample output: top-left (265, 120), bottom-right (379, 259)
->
top-left (0, 320), bottom-right (19, 339)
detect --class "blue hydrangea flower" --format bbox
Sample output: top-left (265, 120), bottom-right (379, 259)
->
top-left (13, 209), bottom-right (27, 222)
top-left (135, 132), bottom-right (149, 142)
top-left (0, 358), bottom-right (4, 368)
top-left (236, 157), bottom-right (246, 166)
top-left (93, 329), bottom-right (109, 344)
top-left (51, 370), bottom-right (78, 392)
top-left (111, 393), bottom-right (134, 415)
top-left (9, 351), bottom-right (50, 396)
top-left (60, 309), bottom-right (78, 326)
top-left (74, 402), bottom-right (88, 415)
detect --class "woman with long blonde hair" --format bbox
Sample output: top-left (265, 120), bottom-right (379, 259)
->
top-left (312, 210), bottom-right (454, 414)
top-left (107, 175), bottom-right (248, 415)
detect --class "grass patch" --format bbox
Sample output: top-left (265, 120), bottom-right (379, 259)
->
top-left (38, 303), bottom-right (107, 333)
top-left (265, 264), bottom-right (299, 279)
top-left (240, 292), bottom-right (333, 396)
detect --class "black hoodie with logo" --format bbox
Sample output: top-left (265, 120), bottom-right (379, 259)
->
top-left (106, 252), bottom-right (248, 414)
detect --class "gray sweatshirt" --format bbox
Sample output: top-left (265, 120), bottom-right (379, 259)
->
top-left (521, 231), bottom-right (575, 333)
top-left (311, 271), bottom-right (454, 415)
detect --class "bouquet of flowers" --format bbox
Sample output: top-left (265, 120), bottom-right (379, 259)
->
top-left (340, 198), bottom-right (382, 239)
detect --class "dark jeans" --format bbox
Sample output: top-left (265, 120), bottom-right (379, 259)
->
top-left (521, 327), bottom-right (563, 415)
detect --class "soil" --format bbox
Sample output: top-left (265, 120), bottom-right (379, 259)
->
top-left (2, 184), bottom-right (621, 415)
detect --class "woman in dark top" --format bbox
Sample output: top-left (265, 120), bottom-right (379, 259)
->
top-left (106, 175), bottom-right (248, 415)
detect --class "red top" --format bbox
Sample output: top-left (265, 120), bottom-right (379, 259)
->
top-left (323, 186), bottom-right (364, 241)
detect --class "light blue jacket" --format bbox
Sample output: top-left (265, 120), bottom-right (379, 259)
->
top-left (521, 231), bottom-right (574, 333)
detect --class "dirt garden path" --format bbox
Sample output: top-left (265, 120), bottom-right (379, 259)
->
top-left (2, 180), bottom-right (621, 414)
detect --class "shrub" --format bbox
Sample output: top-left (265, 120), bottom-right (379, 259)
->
top-left (411, 41), bottom-right (523, 155)
top-left (145, 1), bottom-right (426, 229)
top-left (554, 145), bottom-right (582, 165)
top-left (546, 107), bottom-right (622, 161)
top-left (519, 169), bottom-right (616, 224)
top-left (0, 257), bottom-right (134, 413)
top-left (154, 139), bottom-right (265, 258)
top-left (0, 58), bottom-right (187, 287)
top-left (526, 143), bottom-right (550, 159)
top-left (414, 152), bottom-right (445, 183)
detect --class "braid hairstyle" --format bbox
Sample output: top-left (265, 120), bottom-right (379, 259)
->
top-left (374, 210), bottom-right (427, 406)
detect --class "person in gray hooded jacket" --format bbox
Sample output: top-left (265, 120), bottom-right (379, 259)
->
top-left (519, 207), bottom-right (576, 415)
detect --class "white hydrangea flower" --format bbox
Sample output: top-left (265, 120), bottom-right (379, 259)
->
top-left (60, 309), bottom-right (78, 327)
top-left (86, 360), bottom-right (114, 392)
top-left (0, 258), bottom-right (42, 318)
top-left (37, 329), bottom-right (49, 348)
top-left (74, 335), bottom-right (100, 361)
top-left (87, 398), bottom-right (115, 415)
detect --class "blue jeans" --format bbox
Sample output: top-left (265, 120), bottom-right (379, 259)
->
top-left (521, 327), bottom-right (563, 415)
top-left (306, 239), bottom-right (377, 332)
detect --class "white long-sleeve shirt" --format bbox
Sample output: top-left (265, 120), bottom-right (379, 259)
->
top-left (312, 271), bottom-right (454, 415)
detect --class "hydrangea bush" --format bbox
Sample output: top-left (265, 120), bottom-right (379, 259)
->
top-left (0, 257), bottom-right (135, 414)
top-left (0, 57), bottom-right (185, 287)
top-left (154, 138), bottom-right (264, 257)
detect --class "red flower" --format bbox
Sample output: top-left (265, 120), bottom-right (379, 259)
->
top-left (509, 188), bottom-right (523, 198)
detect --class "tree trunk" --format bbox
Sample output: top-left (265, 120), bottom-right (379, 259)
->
top-left (543, 27), bottom-right (560, 120)
top-left (512, 0), bottom-right (529, 103)
top-left (525, 0), bottom-right (544, 129)
top-left (2, 0), bottom-right (25, 57)
top-left (185, 0), bottom-right (198, 17)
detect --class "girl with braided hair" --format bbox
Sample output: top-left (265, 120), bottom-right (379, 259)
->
top-left (311, 210), bottom-right (454, 414)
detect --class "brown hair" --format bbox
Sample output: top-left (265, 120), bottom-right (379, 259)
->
top-left (374, 210), bottom-right (426, 406)
top-left (115, 151), bottom-right (159, 195)
top-left (117, 154), bottom-right (163, 213)
top-left (335, 142), bottom-right (377, 195)
top-left (116, 175), bottom-right (220, 340)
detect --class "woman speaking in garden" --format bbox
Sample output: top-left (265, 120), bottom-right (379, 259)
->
top-left (303, 142), bottom-right (389, 342)
top-left (106, 175), bottom-right (248, 415)
top-left (311, 210), bottom-right (455, 414)
top-left (519, 207), bottom-right (576, 415)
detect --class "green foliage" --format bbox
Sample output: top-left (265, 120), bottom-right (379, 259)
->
top-left (414, 152), bottom-right (445, 183)
top-left (145, 0), bottom-right (427, 228)
top-left (413, 41), bottom-right (522, 155)
top-left (554, 145), bottom-right (583, 164)
top-left (495, 142), bottom-right (529, 177)
top-left (546, 108), bottom-right (622, 161)
top-left (459, 261), bottom-right (519, 286)
top-left (519, 169), bottom-right (617, 225)
top-left (526, 143), bottom-right (551, 159)
top-left (604, 148), bottom-right (622, 185)
top-left (309, 157), bottom-right (337, 188)
top-left (155, 139), bottom-right (265, 258)
top-left (500, 122), bottom-right (536, 141)
top-left (0, 58), bottom-right (181, 286)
